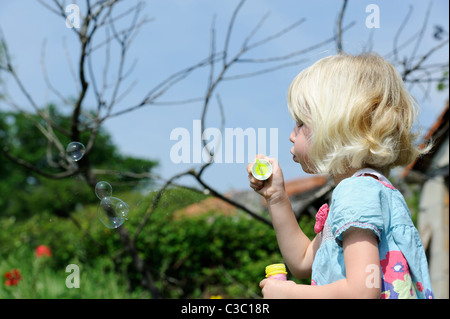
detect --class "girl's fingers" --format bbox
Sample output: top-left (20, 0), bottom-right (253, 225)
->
top-left (251, 184), bottom-right (263, 191)
top-left (247, 162), bottom-right (253, 174)
top-left (259, 279), bottom-right (267, 288)
top-left (250, 182), bottom-right (263, 191)
top-left (248, 174), bottom-right (264, 188)
top-left (248, 155), bottom-right (273, 191)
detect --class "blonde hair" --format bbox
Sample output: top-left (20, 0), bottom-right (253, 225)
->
top-left (287, 53), bottom-right (429, 176)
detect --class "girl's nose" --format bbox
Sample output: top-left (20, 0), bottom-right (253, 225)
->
top-left (289, 128), bottom-right (296, 143)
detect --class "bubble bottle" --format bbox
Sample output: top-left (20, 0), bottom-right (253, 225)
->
top-left (265, 263), bottom-right (287, 281)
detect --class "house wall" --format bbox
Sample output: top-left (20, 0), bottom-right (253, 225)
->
top-left (418, 135), bottom-right (449, 299)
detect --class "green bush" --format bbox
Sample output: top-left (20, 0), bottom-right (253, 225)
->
top-left (0, 186), bottom-right (315, 298)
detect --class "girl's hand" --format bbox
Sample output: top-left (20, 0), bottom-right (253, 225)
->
top-left (247, 155), bottom-right (287, 205)
top-left (259, 278), bottom-right (296, 299)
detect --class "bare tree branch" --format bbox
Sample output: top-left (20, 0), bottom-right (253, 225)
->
top-left (223, 58), bottom-right (310, 81)
top-left (2, 147), bottom-right (78, 179)
top-left (409, 1), bottom-right (432, 64)
top-left (237, 21), bottom-right (355, 63)
top-left (246, 17), bottom-right (306, 51)
top-left (382, 2), bottom-right (449, 98)
top-left (189, 170), bottom-right (272, 226)
top-left (336, 0), bottom-right (348, 53)
top-left (391, 5), bottom-right (413, 63)
top-left (223, 0), bottom-right (245, 67)
top-left (41, 39), bottom-right (75, 108)
top-left (403, 39), bottom-right (449, 80)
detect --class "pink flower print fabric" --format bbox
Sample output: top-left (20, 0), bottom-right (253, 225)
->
top-left (314, 204), bottom-right (329, 234)
top-left (380, 250), bottom-right (433, 299)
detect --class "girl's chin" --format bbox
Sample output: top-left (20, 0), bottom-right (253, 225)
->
top-left (301, 165), bottom-right (316, 174)
top-left (298, 160), bottom-right (315, 174)
top-left (292, 154), bottom-right (315, 173)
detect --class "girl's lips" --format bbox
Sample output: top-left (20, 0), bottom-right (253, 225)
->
top-left (290, 147), bottom-right (298, 162)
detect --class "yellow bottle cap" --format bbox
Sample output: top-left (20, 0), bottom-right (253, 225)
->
top-left (265, 263), bottom-right (287, 278)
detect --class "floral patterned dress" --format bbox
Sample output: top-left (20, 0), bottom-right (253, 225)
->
top-left (311, 169), bottom-right (434, 299)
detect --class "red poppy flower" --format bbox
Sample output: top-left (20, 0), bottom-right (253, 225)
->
top-left (35, 245), bottom-right (52, 258)
top-left (4, 269), bottom-right (22, 286)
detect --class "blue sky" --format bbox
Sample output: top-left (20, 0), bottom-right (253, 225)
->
top-left (0, 0), bottom-right (448, 193)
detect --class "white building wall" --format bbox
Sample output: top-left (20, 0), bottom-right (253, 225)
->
top-left (418, 135), bottom-right (449, 299)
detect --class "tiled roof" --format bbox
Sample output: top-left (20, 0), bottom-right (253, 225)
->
top-left (173, 174), bottom-right (329, 218)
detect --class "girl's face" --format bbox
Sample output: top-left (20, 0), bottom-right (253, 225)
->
top-left (289, 121), bottom-right (313, 173)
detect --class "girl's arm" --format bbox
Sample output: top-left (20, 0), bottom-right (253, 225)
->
top-left (266, 193), bottom-right (321, 278)
top-left (247, 156), bottom-right (318, 278)
top-left (260, 227), bottom-right (381, 299)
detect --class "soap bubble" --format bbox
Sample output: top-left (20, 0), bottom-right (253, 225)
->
top-left (115, 200), bottom-right (130, 219)
top-left (97, 196), bottom-right (129, 229)
top-left (66, 142), bottom-right (85, 162)
top-left (95, 181), bottom-right (113, 200)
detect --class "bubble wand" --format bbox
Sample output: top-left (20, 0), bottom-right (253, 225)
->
top-left (251, 158), bottom-right (272, 181)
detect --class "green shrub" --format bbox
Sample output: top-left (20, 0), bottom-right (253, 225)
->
top-left (0, 186), bottom-right (315, 298)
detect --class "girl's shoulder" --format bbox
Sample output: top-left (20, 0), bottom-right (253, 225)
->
top-left (331, 174), bottom-right (412, 227)
top-left (333, 175), bottom-right (391, 199)
top-left (330, 175), bottom-right (401, 221)
top-left (328, 176), bottom-right (387, 243)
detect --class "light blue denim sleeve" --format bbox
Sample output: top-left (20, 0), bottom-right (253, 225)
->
top-left (329, 177), bottom-right (385, 243)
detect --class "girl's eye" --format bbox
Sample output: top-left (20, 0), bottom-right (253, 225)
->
top-left (296, 122), bottom-right (303, 128)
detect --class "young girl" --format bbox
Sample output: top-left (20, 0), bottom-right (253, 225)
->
top-left (247, 53), bottom-right (434, 299)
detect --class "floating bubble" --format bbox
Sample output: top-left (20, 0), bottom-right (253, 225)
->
top-left (115, 200), bottom-right (130, 219)
top-left (97, 196), bottom-right (129, 229)
top-left (66, 142), bottom-right (85, 162)
top-left (95, 181), bottom-right (113, 200)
